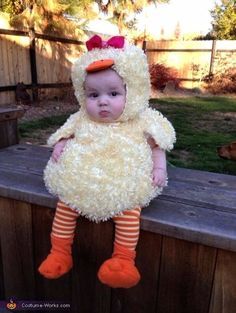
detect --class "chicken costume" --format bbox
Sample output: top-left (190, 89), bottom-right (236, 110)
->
top-left (39, 35), bottom-right (176, 288)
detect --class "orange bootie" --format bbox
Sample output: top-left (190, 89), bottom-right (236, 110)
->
top-left (97, 243), bottom-right (140, 288)
top-left (38, 235), bottom-right (73, 279)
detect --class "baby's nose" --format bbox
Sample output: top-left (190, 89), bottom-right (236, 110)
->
top-left (98, 95), bottom-right (109, 106)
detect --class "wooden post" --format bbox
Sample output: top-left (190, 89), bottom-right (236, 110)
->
top-left (29, 28), bottom-right (38, 102)
top-left (209, 39), bottom-right (216, 76)
top-left (0, 108), bottom-right (24, 148)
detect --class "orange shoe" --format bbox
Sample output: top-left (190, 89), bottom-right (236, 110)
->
top-left (97, 243), bottom-right (140, 288)
top-left (38, 235), bottom-right (73, 279)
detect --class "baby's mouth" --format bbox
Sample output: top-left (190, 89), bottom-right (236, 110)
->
top-left (99, 110), bottom-right (110, 117)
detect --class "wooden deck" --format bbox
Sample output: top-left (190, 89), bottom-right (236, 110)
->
top-left (0, 143), bottom-right (236, 313)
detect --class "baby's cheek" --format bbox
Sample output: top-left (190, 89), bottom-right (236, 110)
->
top-left (85, 102), bottom-right (95, 115)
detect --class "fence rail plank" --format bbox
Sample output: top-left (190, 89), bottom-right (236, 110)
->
top-left (209, 249), bottom-right (236, 313)
top-left (0, 28), bottom-right (83, 45)
top-left (0, 198), bottom-right (35, 299)
top-left (156, 237), bottom-right (217, 313)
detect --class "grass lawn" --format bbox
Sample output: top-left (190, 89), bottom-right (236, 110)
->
top-left (150, 96), bottom-right (236, 175)
top-left (19, 96), bottom-right (236, 176)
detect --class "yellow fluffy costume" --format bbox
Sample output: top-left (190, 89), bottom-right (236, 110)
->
top-left (44, 36), bottom-right (176, 222)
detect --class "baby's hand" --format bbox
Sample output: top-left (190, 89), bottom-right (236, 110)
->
top-left (51, 139), bottom-right (68, 162)
top-left (152, 167), bottom-right (167, 187)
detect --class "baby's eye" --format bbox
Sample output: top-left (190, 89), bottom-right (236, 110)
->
top-left (88, 92), bottom-right (98, 98)
top-left (111, 91), bottom-right (118, 96)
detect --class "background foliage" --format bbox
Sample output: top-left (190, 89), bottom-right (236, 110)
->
top-left (211, 0), bottom-right (236, 39)
top-left (0, 0), bottom-right (169, 39)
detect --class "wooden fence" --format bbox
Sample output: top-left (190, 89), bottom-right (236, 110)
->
top-left (1, 30), bottom-right (236, 105)
top-left (0, 28), bottom-right (83, 105)
top-left (145, 39), bottom-right (236, 89)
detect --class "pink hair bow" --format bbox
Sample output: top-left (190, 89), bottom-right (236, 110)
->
top-left (86, 35), bottom-right (125, 51)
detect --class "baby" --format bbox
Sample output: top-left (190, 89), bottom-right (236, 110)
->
top-left (38, 35), bottom-right (175, 288)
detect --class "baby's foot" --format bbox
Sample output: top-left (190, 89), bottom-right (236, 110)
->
top-left (98, 257), bottom-right (140, 288)
top-left (38, 253), bottom-right (73, 279)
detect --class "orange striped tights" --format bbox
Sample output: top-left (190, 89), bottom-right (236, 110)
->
top-left (38, 201), bottom-right (141, 288)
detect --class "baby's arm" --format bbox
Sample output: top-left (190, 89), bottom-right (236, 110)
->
top-left (47, 111), bottom-right (80, 147)
top-left (147, 137), bottom-right (167, 187)
top-left (51, 135), bottom-right (74, 162)
top-left (47, 111), bottom-right (80, 162)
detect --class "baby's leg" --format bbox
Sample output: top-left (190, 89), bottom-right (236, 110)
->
top-left (38, 201), bottom-right (79, 279)
top-left (98, 208), bottom-right (141, 288)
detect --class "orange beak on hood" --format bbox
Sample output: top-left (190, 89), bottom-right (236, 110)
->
top-left (86, 59), bottom-right (114, 73)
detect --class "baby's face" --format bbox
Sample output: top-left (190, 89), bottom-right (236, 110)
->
top-left (84, 69), bottom-right (126, 123)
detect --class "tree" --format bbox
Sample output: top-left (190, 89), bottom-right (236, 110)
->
top-left (98, 0), bottom-right (169, 34)
top-left (211, 0), bottom-right (236, 39)
top-left (1, 0), bottom-right (36, 16)
top-left (174, 21), bottom-right (181, 40)
top-left (0, 0), bottom-right (92, 37)
top-left (60, 0), bottom-right (98, 20)
top-left (0, 0), bottom-right (169, 38)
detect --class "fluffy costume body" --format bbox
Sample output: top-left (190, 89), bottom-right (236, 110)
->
top-left (44, 109), bottom-right (175, 221)
top-left (40, 36), bottom-right (176, 287)
top-left (44, 39), bottom-right (175, 222)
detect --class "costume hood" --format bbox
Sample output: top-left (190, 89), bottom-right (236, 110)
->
top-left (71, 36), bottom-right (151, 122)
